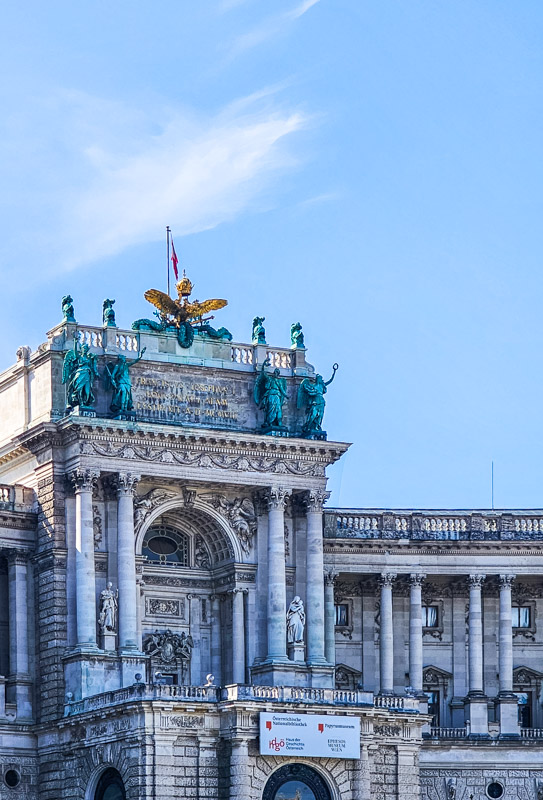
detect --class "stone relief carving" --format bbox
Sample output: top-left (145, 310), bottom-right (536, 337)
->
top-left (134, 488), bottom-right (179, 531)
top-left (284, 522), bottom-right (290, 557)
top-left (445, 777), bottom-right (457, 800)
top-left (194, 534), bottom-right (211, 568)
top-left (93, 504), bottom-right (102, 548)
top-left (146, 598), bottom-right (180, 616)
top-left (201, 494), bottom-right (257, 555)
top-left (80, 440), bottom-right (327, 476)
top-left (143, 630), bottom-right (193, 663)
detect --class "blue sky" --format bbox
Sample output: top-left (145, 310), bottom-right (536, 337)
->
top-left (1, 1), bottom-right (543, 509)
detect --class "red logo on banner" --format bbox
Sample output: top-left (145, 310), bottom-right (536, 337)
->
top-left (318, 723), bottom-right (324, 733)
top-left (266, 721), bottom-right (272, 730)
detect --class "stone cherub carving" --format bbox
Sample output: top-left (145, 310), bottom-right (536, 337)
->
top-left (62, 335), bottom-right (99, 408)
top-left (290, 322), bottom-right (305, 349)
top-left (252, 316), bottom-right (266, 345)
top-left (99, 582), bottom-right (118, 633)
top-left (102, 298), bottom-right (116, 327)
top-left (297, 363), bottom-right (338, 438)
top-left (287, 596), bottom-right (305, 644)
top-left (105, 347), bottom-right (146, 413)
top-left (254, 357), bottom-right (287, 430)
top-left (61, 295), bottom-right (76, 323)
top-left (202, 494), bottom-right (257, 555)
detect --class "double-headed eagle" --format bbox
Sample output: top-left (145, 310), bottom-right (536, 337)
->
top-left (144, 273), bottom-right (227, 348)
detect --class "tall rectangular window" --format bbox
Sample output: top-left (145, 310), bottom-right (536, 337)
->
top-left (335, 603), bottom-right (349, 627)
top-left (422, 605), bottom-right (438, 627)
top-left (512, 606), bottom-right (531, 628)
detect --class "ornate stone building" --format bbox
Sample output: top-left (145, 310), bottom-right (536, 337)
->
top-left (0, 292), bottom-right (541, 799)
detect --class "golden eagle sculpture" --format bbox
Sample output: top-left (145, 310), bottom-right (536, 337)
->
top-left (132, 272), bottom-right (232, 348)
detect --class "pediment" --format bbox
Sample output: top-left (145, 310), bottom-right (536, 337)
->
top-left (423, 664), bottom-right (453, 684)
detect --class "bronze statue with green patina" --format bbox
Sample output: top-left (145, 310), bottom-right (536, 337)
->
top-left (62, 335), bottom-right (99, 409)
top-left (297, 363), bottom-right (338, 439)
top-left (105, 347), bottom-right (146, 414)
top-left (254, 357), bottom-right (288, 431)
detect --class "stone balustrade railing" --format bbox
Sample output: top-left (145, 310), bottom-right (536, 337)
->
top-left (0, 484), bottom-right (35, 513)
top-left (325, 509), bottom-right (543, 541)
top-left (520, 728), bottom-right (543, 739)
top-left (426, 726), bottom-right (468, 739)
top-left (65, 684), bottom-right (418, 717)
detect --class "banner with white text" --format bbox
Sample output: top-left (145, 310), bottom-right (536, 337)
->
top-left (259, 712), bottom-right (360, 759)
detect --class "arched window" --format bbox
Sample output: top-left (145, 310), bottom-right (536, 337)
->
top-left (142, 524), bottom-right (189, 566)
top-left (262, 764), bottom-right (331, 800)
top-left (94, 768), bottom-right (126, 800)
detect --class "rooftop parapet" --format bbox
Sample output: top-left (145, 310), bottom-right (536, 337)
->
top-left (325, 508), bottom-right (543, 541)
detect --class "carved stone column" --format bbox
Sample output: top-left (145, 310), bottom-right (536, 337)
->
top-left (497, 574), bottom-right (519, 736)
top-left (116, 473), bottom-right (140, 651)
top-left (409, 574), bottom-right (424, 694)
top-left (70, 469), bottom-right (99, 649)
top-left (265, 487), bottom-right (290, 662)
top-left (210, 595), bottom-right (222, 685)
top-left (8, 552), bottom-right (32, 719)
top-left (305, 490), bottom-right (330, 666)
top-left (324, 571), bottom-right (337, 665)
top-left (466, 573), bottom-right (488, 736)
top-left (379, 573), bottom-right (396, 694)
top-left (231, 588), bottom-right (247, 684)
top-left (229, 738), bottom-right (251, 800)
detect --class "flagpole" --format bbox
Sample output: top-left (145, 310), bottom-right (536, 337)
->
top-left (166, 226), bottom-right (171, 296)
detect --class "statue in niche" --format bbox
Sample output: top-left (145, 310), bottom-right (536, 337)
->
top-left (287, 596), bottom-right (305, 644)
top-left (105, 347), bottom-right (146, 413)
top-left (290, 321), bottom-right (305, 349)
top-left (98, 582), bottom-right (118, 633)
top-left (254, 357), bottom-right (287, 430)
top-left (297, 363), bottom-right (338, 439)
top-left (252, 316), bottom-right (266, 345)
top-left (61, 295), bottom-right (76, 323)
top-left (62, 336), bottom-right (99, 408)
top-left (102, 298), bottom-right (116, 327)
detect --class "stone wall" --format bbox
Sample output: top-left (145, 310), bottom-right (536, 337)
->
top-left (421, 768), bottom-right (543, 800)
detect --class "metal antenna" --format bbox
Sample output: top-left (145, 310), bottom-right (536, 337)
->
top-left (491, 461), bottom-right (494, 510)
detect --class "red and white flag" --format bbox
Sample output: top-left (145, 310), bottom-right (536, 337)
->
top-left (171, 237), bottom-right (179, 280)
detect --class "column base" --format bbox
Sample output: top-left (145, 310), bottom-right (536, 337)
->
top-left (497, 694), bottom-right (520, 737)
top-left (465, 694), bottom-right (489, 736)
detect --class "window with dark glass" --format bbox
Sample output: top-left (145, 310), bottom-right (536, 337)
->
top-left (515, 692), bottom-right (532, 728)
top-left (142, 525), bottom-right (189, 566)
top-left (425, 690), bottom-right (440, 727)
top-left (335, 603), bottom-right (349, 627)
top-left (512, 606), bottom-right (531, 628)
top-left (422, 605), bottom-right (438, 627)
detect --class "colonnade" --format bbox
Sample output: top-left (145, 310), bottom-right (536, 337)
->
top-left (2, 552), bottom-right (32, 719)
top-left (342, 571), bottom-right (519, 735)
top-left (70, 468), bottom-right (139, 652)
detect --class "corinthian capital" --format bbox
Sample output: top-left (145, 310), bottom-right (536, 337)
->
top-left (305, 489), bottom-right (331, 513)
top-left (324, 570), bottom-right (338, 587)
top-left (379, 572), bottom-right (397, 588)
top-left (409, 573), bottom-right (425, 587)
top-left (68, 468), bottom-right (100, 493)
top-left (115, 473), bottom-right (141, 497)
top-left (468, 574), bottom-right (486, 589)
top-left (499, 574), bottom-right (515, 589)
top-left (265, 487), bottom-right (291, 511)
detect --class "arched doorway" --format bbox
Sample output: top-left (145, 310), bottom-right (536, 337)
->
top-left (94, 768), bottom-right (126, 800)
top-left (262, 764), bottom-right (332, 800)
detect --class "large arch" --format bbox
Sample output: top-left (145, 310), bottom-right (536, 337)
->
top-left (136, 496), bottom-right (242, 565)
top-left (262, 763), bottom-right (333, 800)
top-left (85, 766), bottom-right (126, 800)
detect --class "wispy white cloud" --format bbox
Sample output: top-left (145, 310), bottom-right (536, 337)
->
top-left (228, 0), bottom-right (320, 58)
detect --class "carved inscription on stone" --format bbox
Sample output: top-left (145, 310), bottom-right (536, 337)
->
top-left (146, 598), bottom-right (180, 616)
top-left (160, 714), bottom-right (205, 728)
top-left (132, 375), bottom-right (239, 426)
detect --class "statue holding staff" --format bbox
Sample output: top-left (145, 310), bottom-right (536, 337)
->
top-left (297, 363), bottom-right (338, 438)
top-left (105, 347), bottom-right (146, 413)
top-left (253, 357), bottom-right (287, 429)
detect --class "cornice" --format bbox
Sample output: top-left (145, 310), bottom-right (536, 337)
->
top-left (324, 540), bottom-right (543, 556)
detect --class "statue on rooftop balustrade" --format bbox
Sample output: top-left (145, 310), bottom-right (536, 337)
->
top-left (102, 298), bottom-right (116, 327)
top-left (290, 321), bottom-right (304, 349)
top-left (105, 347), bottom-right (146, 414)
top-left (62, 335), bottom-right (99, 408)
top-left (252, 316), bottom-right (266, 345)
top-left (254, 357), bottom-right (288, 431)
top-left (61, 295), bottom-right (76, 324)
top-left (297, 363), bottom-right (338, 440)
top-left (133, 271), bottom-right (231, 348)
